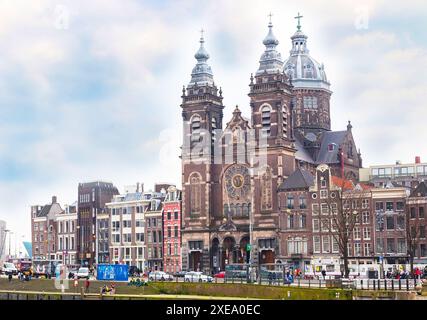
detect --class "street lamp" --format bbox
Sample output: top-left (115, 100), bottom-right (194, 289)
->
top-left (76, 225), bottom-right (83, 266)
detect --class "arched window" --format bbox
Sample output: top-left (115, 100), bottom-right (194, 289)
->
top-left (189, 174), bottom-right (201, 215)
top-left (191, 115), bottom-right (201, 142)
top-left (229, 204), bottom-right (235, 217)
top-left (282, 105), bottom-right (288, 138)
top-left (261, 167), bottom-right (273, 211)
top-left (235, 204), bottom-right (242, 217)
top-left (261, 105), bottom-right (271, 137)
top-left (224, 204), bottom-right (230, 217)
top-left (242, 204), bottom-right (249, 217)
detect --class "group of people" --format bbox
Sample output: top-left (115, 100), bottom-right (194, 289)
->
top-left (385, 266), bottom-right (427, 280)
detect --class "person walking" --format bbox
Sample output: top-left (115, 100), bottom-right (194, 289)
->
top-left (8, 273), bottom-right (12, 282)
top-left (84, 278), bottom-right (90, 293)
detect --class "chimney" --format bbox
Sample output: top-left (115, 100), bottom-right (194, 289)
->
top-left (52, 196), bottom-right (57, 204)
top-left (136, 182), bottom-right (140, 192)
top-left (415, 156), bottom-right (421, 164)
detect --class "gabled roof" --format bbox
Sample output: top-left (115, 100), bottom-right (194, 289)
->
top-left (278, 167), bottom-right (314, 191)
top-left (36, 204), bottom-right (52, 217)
top-left (316, 131), bottom-right (347, 164)
top-left (409, 181), bottom-right (427, 198)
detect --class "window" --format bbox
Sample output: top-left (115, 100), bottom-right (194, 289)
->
top-left (174, 211), bottom-right (179, 220)
top-left (420, 226), bottom-right (426, 238)
top-left (167, 227), bottom-right (171, 238)
top-left (287, 196), bottom-right (294, 209)
top-left (386, 216), bottom-right (395, 230)
top-left (354, 243), bottom-right (361, 256)
top-left (167, 212), bottom-right (171, 220)
top-left (362, 211), bottom-right (370, 224)
top-left (123, 234), bottom-right (131, 243)
top-left (410, 207), bottom-right (416, 219)
top-left (387, 238), bottom-right (396, 253)
top-left (190, 173), bottom-right (201, 215)
top-left (303, 96), bottom-right (318, 109)
top-left (174, 226), bottom-right (178, 237)
top-left (191, 115), bottom-right (201, 142)
top-left (331, 203), bottom-right (338, 215)
top-left (113, 234), bottom-right (120, 243)
top-left (123, 220), bottom-right (131, 228)
top-left (376, 202), bottom-right (384, 211)
top-left (321, 219), bottom-right (330, 233)
top-left (174, 243), bottom-right (178, 255)
top-left (313, 236), bottom-right (321, 253)
top-left (287, 214), bottom-right (294, 229)
top-left (386, 202), bottom-right (394, 211)
top-left (321, 203), bottom-right (329, 215)
top-left (312, 204), bottom-right (319, 215)
top-left (420, 244), bottom-right (427, 257)
top-left (363, 227), bottom-right (371, 240)
top-left (363, 243), bottom-right (371, 256)
top-left (300, 214), bottom-right (306, 229)
top-left (261, 105), bottom-right (271, 136)
top-left (376, 238), bottom-right (384, 253)
top-left (362, 199), bottom-right (369, 209)
top-left (420, 207), bottom-right (425, 219)
top-left (397, 215), bottom-right (405, 230)
top-left (332, 237), bottom-right (339, 253)
top-left (321, 180), bottom-right (327, 188)
top-left (397, 238), bottom-right (406, 254)
top-left (396, 202), bottom-right (404, 211)
top-left (299, 197), bottom-right (307, 209)
top-left (322, 236), bottom-right (330, 253)
top-left (320, 190), bottom-right (328, 199)
top-left (353, 227), bottom-right (361, 240)
top-left (313, 219), bottom-right (320, 232)
top-left (287, 237), bottom-right (308, 254)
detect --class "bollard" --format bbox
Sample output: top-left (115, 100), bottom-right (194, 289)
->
top-left (319, 279), bottom-right (321, 288)
top-left (406, 278), bottom-right (409, 291)
top-left (361, 279), bottom-right (363, 290)
top-left (378, 279), bottom-right (380, 290)
top-left (308, 278), bottom-right (311, 288)
top-left (373, 279), bottom-right (376, 290)
top-left (399, 279), bottom-right (401, 290)
top-left (384, 279), bottom-right (387, 291)
top-left (391, 279), bottom-right (394, 291)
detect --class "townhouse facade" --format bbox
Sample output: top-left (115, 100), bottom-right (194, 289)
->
top-left (162, 186), bottom-right (182, 274)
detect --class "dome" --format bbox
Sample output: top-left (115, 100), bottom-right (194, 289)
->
top-left (256, 20), bottom-right (283, 75)
top-left (188, 33), bottom-right (214, 87)
top-left (283, 29), bottom-right (330, 90)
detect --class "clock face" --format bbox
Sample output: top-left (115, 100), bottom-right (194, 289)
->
top-left (224, 165), bottom-right (250, 199)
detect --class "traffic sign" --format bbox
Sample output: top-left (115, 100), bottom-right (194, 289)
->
top-left (246, 244), bottom-right (251, 252)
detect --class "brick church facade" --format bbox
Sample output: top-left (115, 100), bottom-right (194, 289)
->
top-left (180, 18), bottom-right (362, 273)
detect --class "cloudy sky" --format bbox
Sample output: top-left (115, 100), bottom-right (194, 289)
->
top-left (0, 0), bottom-right (426, 243)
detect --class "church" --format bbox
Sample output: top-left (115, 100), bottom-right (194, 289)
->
top-left (180, 15), bottom-right (362, 273)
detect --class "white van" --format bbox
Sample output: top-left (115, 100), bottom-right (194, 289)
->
top-left (2, 262), bottom-right (18, 275)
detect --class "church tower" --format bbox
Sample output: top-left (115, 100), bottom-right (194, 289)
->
top-left (247, 17), bottom-right (297, 266)
top-left (283, 14), bottom-right (332, 159)
top-left (181, 31), bottom-right (224, 272)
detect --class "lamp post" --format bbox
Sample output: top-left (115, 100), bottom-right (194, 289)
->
top-left (76, 225), bottom-right (83, 266)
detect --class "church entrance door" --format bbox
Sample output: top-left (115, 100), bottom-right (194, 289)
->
top-left (189, 251), bottom-right (202, 271)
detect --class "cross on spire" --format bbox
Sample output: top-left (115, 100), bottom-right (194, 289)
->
top-left (268, 12), bottom-right (273, 24)
top-left (294, 12), bottom-right (303, 31)
top-left (200, 28), bottom-right (205, 40)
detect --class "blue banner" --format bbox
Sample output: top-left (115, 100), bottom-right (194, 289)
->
top-left (97, 264), bottom-right (129, 281)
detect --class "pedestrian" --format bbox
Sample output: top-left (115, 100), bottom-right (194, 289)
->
top-left (85, 278), bottom-right (90, 293)
top-left (321, 269), bottom-right (326, 280)
top-left (8, 273), bottom-right (12, 282)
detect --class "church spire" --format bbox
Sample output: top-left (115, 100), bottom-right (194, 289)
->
top-left (189, 29), bottom-right (214, 87)
top-left (257, 14), bottom-right (283, 75)
top-left (290, 12), bottom-right (309, 55)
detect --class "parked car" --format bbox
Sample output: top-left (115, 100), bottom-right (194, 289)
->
top-left (184, 271), bottom-right (213, 283)
top-left (149, 271), bottom-right (174, 281)
top-left (214, 271), bottom-right (225, 278)
top-left (76, 267), bottom-right (90, 279)
top-left (173, 271), bottom-right (187, 278)
top-left (2, 262), bottom-right (18, 275)
top-left (129, 266), bottom-right (141, 277)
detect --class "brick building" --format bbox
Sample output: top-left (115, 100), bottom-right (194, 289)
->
top-left (77, 181), bottom-right (118, 267)
top-left (162, 186), bottom-right (182, 273)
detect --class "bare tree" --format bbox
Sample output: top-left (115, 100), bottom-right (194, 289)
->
top-left (323, 175), bottom-right (370, 278)
top-left (406, 211), bottom-right (419, 277)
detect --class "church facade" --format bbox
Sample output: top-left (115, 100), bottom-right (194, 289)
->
top-left (180, 18), bottom-right (362, 273)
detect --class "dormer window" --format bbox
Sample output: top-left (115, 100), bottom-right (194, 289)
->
top-left (328, 143), bottom-right (337, 152)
